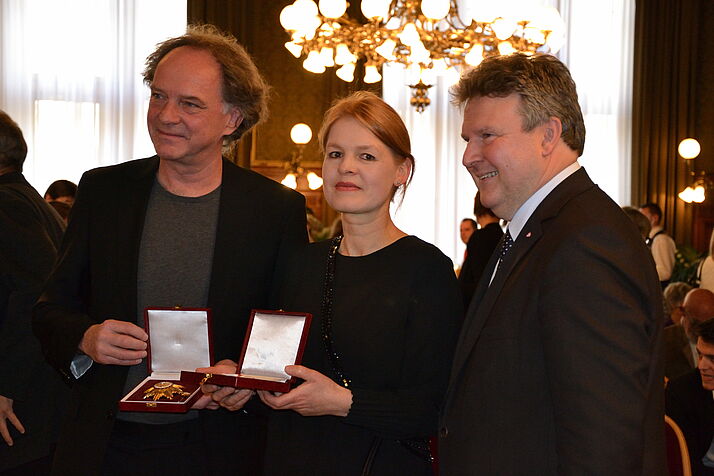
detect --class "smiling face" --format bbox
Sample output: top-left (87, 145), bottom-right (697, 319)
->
top-left (461, 94), bottom-right (551, 221)
top-left (322, 116), bottom-right (409, 219)
top-left (147, 46), bottom-right (241, 167)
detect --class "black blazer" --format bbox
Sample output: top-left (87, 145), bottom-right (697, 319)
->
top-left (33, 157), bottom-right (307, 475)
top-left (663, 324), bottom-right (696, 381)
top-left (458, 221), bottom-right (503, 310)
top-left (440, 168), bottom-right (665, 475)
top-left (666, 370), bottom-right (714, 476)
top-left (0, 172), bottom-right (68, 471)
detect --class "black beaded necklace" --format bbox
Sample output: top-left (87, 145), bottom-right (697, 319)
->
top-left (321, 235), bottom-right (433, 465)
top-left (321, 235), bottom-right (351, 389)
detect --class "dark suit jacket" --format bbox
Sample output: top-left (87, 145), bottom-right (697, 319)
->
top-left (458, 221), bottom-right (503, 310)
top-left (440, 168), bottom-right (665, 475)
top-left (0, 172), bottom-right (68, 471)
top-left (663, 324), bottom-right (696, 381)
top-left (32, 157), bottom-right (307, 476)
top-left (666, 370), bottom-right (714, 476)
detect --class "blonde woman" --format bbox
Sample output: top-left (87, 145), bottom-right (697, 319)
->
top-left (259, 92), bottom-right (462, 475)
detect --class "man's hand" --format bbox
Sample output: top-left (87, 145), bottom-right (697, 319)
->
top-left (78, 319), bottom-right (148, 365)
top-left (193, 359), bottom-right (254, 411)
top-left (258, 365), bottom-right (352, 417)
top-left (0, 395), bottom-right (24, 446)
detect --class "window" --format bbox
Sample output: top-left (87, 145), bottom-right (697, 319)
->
top-left (0, 0), bottom-right (187, 193)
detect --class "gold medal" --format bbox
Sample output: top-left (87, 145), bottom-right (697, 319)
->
top-left (142, 381), bottom-right (191, 401)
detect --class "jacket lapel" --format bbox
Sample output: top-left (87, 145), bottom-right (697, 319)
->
top-left (117, 157), bottom-right (158, 323)
top-left (207, 158), bottom-right (252, 308)
top-left (447, 220), bottom-right (544, 392)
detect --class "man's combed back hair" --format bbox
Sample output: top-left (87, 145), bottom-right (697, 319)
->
top-left (143, 24), bottom-right (269, 142)
top-left (0, 110), bottom-right (28, 172)
top-left (696, 318), bottom-right (714, 345)
top-left (640, 202), bottom-right (663, 222)
top-left (451, 53), bottom-right (585, 156)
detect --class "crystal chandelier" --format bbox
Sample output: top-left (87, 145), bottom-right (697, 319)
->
top-left (280, 0), bottom-right (565, 112)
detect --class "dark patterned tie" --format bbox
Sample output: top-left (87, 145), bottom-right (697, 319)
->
top-left (495, 229), bottom-right (514, 276)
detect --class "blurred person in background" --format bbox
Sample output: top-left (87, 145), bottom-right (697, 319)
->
top-left (43, 179), bottom-right (77, 206)
top-left (663, 282), bottom-right (693, 327)
top-left (458, 192), bottom-right (503, 310)
top-left (698, 229), bottom-right (714, 293)
top-left (0, 110), bottom-right (68, 475)
top-left (622, 206), bottom-right (652, 242)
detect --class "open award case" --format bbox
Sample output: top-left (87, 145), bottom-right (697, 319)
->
top-left (118, 307), bottom-right (213, 413)
top-left (182, 309), bottom-right (312, 393)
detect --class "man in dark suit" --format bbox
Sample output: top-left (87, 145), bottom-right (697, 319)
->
top-left (664, 288), bottom-right (714, 381)
top-left (440, 53), bottom-right (664, 475)
top-left (0, 111), bottom-right (68, 475)
top-left (666, 317), bottom-right (714, 475)
top-left (458, 192), bottom-right (502, 309)
top-left (32, 26), bottom-right (306, 476)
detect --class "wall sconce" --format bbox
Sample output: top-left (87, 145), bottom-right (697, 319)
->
top-left (281, 123), bottom-right (323, 191)
top-left (677, 138), bottom-right (706, 203)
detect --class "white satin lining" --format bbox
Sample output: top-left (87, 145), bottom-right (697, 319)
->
top-left (241, 312), bottom-right (306, 381)
top-left (147, 309), bottom-right (211, 372)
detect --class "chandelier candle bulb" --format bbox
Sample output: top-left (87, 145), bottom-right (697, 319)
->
top-left (303, 50), bottom-right (326, 73)
top-left (679, 138), bottom-right (701, 159)
top-left (334, 44), bottom-right (356, 64)
top-left (319, 0), bottom-right (347, 18)
top-left (364, 64), bottom-right (382, 83)
top-left (375, 38), bottom-right (397, 60)
top-left (694, 185), bottom-right (706, 203)
top-left (421, 0), bottom-right (450, 21)
top-left (306, 172), bottom-right (324, 190)
top-left (281, 173), bottom-right (298, 190)
top-left (294, 0), bottom-right (319, 18)
top-left (398, 22), bottom-right (421, 47)
top-left (284, 41), bottom-right (303, 58)
top-left (280, 5), bottom-right (299, 30)
top-left (492, 18), bottom-right (517, 40)
top-left (335, 62), bottom-right (355, 81)
top-left (361, 0), bottom-right (390, 19)
top-left (319, 46), bottom-right (335, 67)
top-left (290, 123), bottom-right (313, 145)
top-left (464, 44), bottom-right (484, 66)
top-left (498, 41), bottom-right (516, 55)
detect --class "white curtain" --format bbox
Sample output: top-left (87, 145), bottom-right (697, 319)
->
top-left (0, 0), bottom-right (186, 194)
top-left (384, 0), bottom-right (635, 265)
top-left (558, 0), bottom-right (635, 205)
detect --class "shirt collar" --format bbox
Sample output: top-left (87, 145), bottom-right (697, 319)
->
top-left (508, 162), bottom-right (581, 240)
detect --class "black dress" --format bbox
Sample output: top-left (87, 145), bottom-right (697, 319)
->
top-left (264, 236), bottom-right (462, 476)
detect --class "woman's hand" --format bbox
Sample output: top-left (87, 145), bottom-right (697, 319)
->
top-left (192, 359), bottom-right (254, 411)
top-left (258, 365), bottom-right (352, 417)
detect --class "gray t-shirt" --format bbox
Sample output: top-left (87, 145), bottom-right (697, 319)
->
top-left (118, 179), bottom-right (220, 424)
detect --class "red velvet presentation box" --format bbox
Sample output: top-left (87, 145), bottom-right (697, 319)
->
top-left (118, 307), bottom-right (213, 413)
top-left (182, 309), bottom-right (312, 393)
